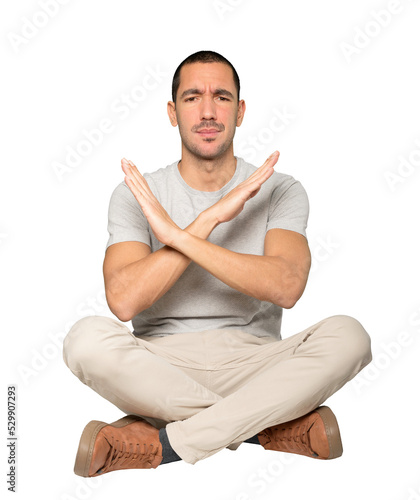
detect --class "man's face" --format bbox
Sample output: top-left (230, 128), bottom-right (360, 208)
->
top-left (168, 62), bottom-right (245, 160)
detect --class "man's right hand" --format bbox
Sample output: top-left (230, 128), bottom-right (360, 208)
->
top-left (205, 151), bottom-right (280, 226)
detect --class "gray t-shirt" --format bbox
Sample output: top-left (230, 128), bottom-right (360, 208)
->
top-left (105, 156), bottom-right (309, 340)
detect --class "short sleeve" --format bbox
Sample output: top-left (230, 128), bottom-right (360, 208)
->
top-left (105, 181), bottom-right (151, 252)
top-left (266, 178), bottom-right (309, 238)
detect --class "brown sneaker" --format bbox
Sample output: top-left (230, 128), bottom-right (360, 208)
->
top-left (257, 406), bottom-right (343, 460)
top-left (74, 415), bottom-right (163, 477)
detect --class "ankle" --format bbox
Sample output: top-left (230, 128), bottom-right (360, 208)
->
top-left (158, 427), bottom-right (182, 464)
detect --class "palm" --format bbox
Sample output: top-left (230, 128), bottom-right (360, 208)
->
top-left (212, 152), bottom-right (279, 224)
top-left (121, 158), bottom-right (180, 246)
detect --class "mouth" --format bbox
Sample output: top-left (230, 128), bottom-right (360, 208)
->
top-left (196, 129), bottom-right (220, 138)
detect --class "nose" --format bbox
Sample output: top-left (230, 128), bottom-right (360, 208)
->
top-left (199, 95), bottom-right (217, 121)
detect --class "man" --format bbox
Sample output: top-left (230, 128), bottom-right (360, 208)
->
top-left (63, 50), bottom-right (372, 477)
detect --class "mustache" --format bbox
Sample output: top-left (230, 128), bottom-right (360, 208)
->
top-left (193, 121), bottom-right (225, 132)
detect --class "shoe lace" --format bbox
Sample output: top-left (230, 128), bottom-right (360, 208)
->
top-left (262, 420), bottom-right (317, 456)
top-left (100, 437), bottom-right (161, 474)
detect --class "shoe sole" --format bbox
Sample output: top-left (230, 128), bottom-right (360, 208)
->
top-left (314, 406), bottom-right (343, 459)
top-left (74, 415), bottom-right (142, 477)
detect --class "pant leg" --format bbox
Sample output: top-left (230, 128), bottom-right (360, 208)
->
top-left (62, 315), bottom-right (224, 428)
top-left (166, 315), bottom-right (372, 464)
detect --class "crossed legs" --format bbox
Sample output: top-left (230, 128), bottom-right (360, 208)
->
top-left (63, 315), bottom-right (372, 465)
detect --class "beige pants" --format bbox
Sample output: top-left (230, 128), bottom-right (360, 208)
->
top-left (63, 314), bottom-right (372, 465)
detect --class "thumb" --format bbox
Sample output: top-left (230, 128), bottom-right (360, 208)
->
top-left (248, 187), bottom-right (261, 199)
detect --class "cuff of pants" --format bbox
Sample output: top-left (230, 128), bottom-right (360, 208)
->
top-left (166, 420), bottom-right (244, 464)
top-left (165, 420), bottom-right (198, 464)
top-left (166, 419), bottom-right (243, 464)
top-left (227, 441), bottom-right (243, 451)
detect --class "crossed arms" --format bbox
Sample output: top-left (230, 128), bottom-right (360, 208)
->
top-left (103, 152), bottom-right (311, 322)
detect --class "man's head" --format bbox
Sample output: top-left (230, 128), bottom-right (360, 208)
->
top-left (167, 50), bottom-right (245, 162)
top-left (171, 50), bottom-right (240, 104)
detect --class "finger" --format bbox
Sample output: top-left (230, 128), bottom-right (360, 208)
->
top-left (121, 158), bottom-right (140, 177)
top-left (125, 160), bottom-right (151, 191)
top-left (244, 159), bottom-right (276, 196)
top-left (126, 172), bottom-right (151, 202)
top-left (124, 175), bottom-right (143, 204)
top-left (260, 151), bottom-right (279, 170)
top-left (241, 151), bottom-right (278, 190)
top-left (255, 151), bottom-right (279, 169)
top-left (121, 158), bottom-right (141, 174)
top-left (121, 157), bottom-right (133, 170)
top-left (249, 166), bottom-right (274, 193)
top-left (121, 159), bottom-right (152, 200)
top-left (121, 158), bottom-right (135, 177)
top-left (121, 160), bottom-right (143, 192)
top-left (124, 175), bottom-right (154, 215)
top-left (247, 151), bottom-right (279, 181)
top-left (122, 168), bottom-right (151, 208)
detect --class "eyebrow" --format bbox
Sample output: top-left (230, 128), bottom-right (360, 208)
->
top-left (180, 88), bottom-right (235, 100)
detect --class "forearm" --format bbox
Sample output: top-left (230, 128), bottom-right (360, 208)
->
top-left (170, 229), bottom-right (301, 308)
top-left (107, 211), bottom-right (217, 321)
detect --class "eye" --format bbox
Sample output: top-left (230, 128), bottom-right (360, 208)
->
top-left (217, 97), bottom-right (229, 101)
top-left (185, 97), bottom-right (197, 102)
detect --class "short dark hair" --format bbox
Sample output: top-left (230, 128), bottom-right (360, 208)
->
top-left (171, 50), bottom-right (240, 104)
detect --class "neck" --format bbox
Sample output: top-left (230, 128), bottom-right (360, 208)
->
top-left (177, 149), bottom-right (237, 192)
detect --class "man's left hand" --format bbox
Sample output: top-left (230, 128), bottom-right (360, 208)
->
top-left (121, 158), bottom-right (181, 246)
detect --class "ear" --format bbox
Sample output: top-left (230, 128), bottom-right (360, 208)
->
top-left (167, 101), bottom-right (178, 127)
top-left (236, 99), bottom-right (246, 127)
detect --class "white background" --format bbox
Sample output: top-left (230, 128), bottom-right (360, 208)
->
top-left (1, 1), bottom-right (420, 499)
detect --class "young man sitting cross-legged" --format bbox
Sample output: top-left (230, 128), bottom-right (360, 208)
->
top-left (63, 50), bottom-right (372, 476)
